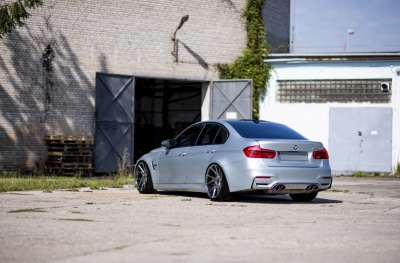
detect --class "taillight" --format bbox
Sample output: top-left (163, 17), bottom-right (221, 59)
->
top-left (243, 146), bottom-right (276, 159)
top-left (313, 147), bottom-right (329, 159)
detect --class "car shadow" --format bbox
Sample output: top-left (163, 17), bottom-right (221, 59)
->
top-left (234, 194), bottom-right (342, 204)
top-left (153, 191), bottom-right (342, 204)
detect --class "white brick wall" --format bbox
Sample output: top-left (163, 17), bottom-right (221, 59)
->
top-left (0, 0), bottom-right (247, 171)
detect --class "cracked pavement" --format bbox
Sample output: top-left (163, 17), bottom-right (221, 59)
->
top-left (1, 176), bottom-right (399, 263)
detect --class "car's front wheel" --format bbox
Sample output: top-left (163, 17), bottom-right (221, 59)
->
top-left (134, 161), bottom-right (155, 194)
top-left (205, 164), bottom-right (232, 201)
top-left (289, 192), bottom-right (318, 201)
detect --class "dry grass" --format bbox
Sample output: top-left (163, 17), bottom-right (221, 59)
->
top-left (0, 173), bottom-right (134, 192)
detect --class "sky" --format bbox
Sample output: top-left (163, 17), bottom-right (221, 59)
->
top-left (291, 0), bottom-right (400, 53)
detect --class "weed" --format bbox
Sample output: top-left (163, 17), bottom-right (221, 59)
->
top-left (206, 203), bottom-right (227, 206)
top-left (75, 169), bottom-right (83, 178)
top-left (113, 246), bottom-right (128, 250)
top-left (8, 208), bottom-right (46, 213)
top-left (328, 189), bottom-right (350, 193)
top-left (395, 162), bottom-right (400, 176)
top-left (0, 173), bottom-right (134, 192)
top-left (351, 171), bottom-right (393, 177)
top-left (57, 218), bottom-right (93, 222)
top-left (358, 192), bottom-right (374, 196)
top-left (180, 198), bottom-right (192, 201)
top-left (351, 171), bottom-right (365, 177)
top-left (117, 148), bottom-right (132, 179)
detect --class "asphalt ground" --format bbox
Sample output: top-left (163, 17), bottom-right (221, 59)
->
top-left (0, 176), bottom-right (399, 263)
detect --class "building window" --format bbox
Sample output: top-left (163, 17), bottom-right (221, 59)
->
top-left (277, 79), bottom-right (391, 103)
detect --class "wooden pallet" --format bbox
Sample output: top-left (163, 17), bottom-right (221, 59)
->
top-left (45, 162), bottom-right (93, 169)
top-left (47, 145), bottom-right (93, 153)
top-left (45, 135), bottom-right (94, 144)
top-left (47, 156), bottom-right (92, 163)
top-left (44, 167), bottom-right (93, 177)
top-left (48, 151), bottom-right (92, 157)
top-left (45, 135), bottom-right (94, 177)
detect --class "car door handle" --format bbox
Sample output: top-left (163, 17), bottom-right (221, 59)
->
top-left (179, 152), bottom-right (186, 156)
top-left (207, 149), bottom-right (216, 153)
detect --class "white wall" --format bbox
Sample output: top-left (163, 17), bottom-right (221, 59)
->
top-left (260, 60), bottom-right (400, 173)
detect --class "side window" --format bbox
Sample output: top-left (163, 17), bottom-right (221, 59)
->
top-left (174, 124), bottom-right (203, 148)
top-left (197, 124), bottom-right (220, 146)
top-left (214, 126), bottom-right (229, 144)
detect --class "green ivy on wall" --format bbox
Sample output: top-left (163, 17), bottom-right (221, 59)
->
top-left (217, 0), bottom-right (270, 119)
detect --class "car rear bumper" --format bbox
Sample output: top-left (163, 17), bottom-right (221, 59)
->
top-left (252, 180), bottom-right (332, 194)
top-left (222, 159), bottom-right (332, 193)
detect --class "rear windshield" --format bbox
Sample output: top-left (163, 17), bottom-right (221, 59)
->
top-left (227, 121), bottom-right (307, 140)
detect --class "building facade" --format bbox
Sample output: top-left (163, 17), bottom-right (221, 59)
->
top-left (0, 0), bottom-right (291, 172)
top-left (262, 0), bottom-right (291, 53)
top-left (261, 53), bottom-right (400, 175)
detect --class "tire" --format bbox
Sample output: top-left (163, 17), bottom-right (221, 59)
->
top-left (205, 164), bottom-right (232, 201)
top-left (289, 191), bottom-right (318, 202)
top-left (134, 161), bottom-right (155, 194)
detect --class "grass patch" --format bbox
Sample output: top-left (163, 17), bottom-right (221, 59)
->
top-left (351, 171), bottom-right (394, 177)
top-left (395, 162), bottom-right (400, 176)
top-left (90, 186), bottom-right (107, 190)
top-left (328, 189), bottom-right (350, 193)
top-left (0, 173), bottom-right (134, 192)
top-left (351, 171), bottom-right (364, 177)
top-left (58, 218), bottom-right (93, 222)
top-left (66, 188), bottom-right (80, 192)
top-left (113, 245), bottom-right (128, 250)
top-left (8, 208), bottom-right (47, 213)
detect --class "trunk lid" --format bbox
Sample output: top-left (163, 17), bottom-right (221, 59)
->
top-left (257, 140), bottom-right (324, 168)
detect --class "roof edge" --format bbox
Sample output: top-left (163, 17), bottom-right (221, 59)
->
top-left (265, 52), bottom-right (400, 63)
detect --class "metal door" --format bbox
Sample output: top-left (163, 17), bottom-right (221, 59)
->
top-left (211, 80), bottom-right (252, 119)
top-left (94, 73), bottom-right (135, 173)
top-left (329, 107), bottom-right (392, 174)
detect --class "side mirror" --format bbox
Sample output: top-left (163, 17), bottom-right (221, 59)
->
top-left (161, 139), bottom-right (174, 148)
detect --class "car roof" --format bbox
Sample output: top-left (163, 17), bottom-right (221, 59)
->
top-left (206, 119), bottom-right (307, 140)
top-left (224, 119), bottom-right (272, 124)
top-left (210, 119), bottom-right (282, 126)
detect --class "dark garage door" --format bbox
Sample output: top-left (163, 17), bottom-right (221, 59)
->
top-left (95, 74), bottom-right (253, 173)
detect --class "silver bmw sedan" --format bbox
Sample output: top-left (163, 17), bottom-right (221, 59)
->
top-left (134, 119), bottom-right (332, 201)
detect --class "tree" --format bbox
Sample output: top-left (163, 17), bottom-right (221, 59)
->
top-left (0, 0), bottom-right (43, 39)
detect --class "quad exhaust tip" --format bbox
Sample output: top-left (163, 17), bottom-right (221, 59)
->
top-left (271, 184), bottom-right (319, 192)
top-left (306, 184), bottom-right (319, 191)
top-left (272, 184), bottom-right (286, 191)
